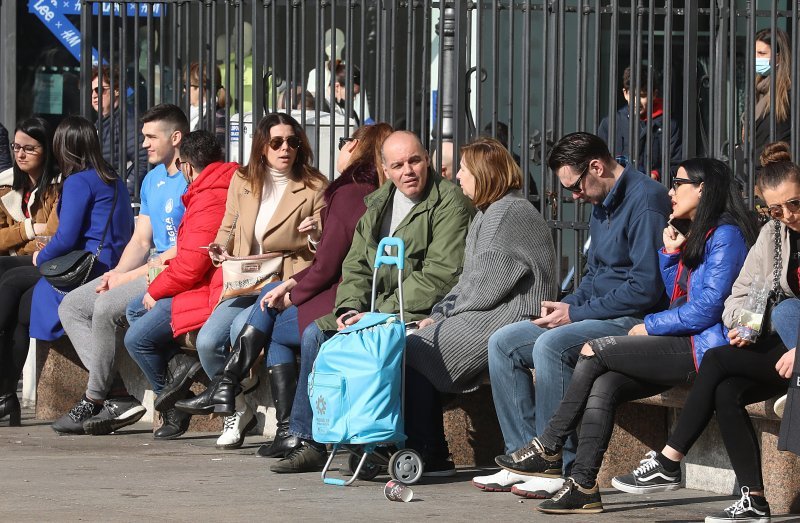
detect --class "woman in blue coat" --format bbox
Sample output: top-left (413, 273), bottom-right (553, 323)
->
top-left (30, 116), bottom-right (133, 341)
top-left (492, 158), bottom-right (760, 514)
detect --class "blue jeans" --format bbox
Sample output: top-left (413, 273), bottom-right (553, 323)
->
top-left (288, 322), bottom-right (331, 441)
top-left (771, 298), bottom-right (800, 349)
top-left (243, 282), bottom-right (300, 367)
top-left (124, 292), bottom-right (180, 394)
top-left (487, 316), bottom-right (642, 472)
top-left (195, 295), bottom-right (258, 377)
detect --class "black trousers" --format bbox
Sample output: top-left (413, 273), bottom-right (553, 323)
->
top-left (667, 339), bottom-right (789, 491)
top-left (0, 257), bottom-right (40, 389)
top-left (538, 334), bottom-right (696, 487)
top-left (404, 367), bottom-right (449, 460)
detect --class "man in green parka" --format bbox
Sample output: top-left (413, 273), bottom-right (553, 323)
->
top-left (270, 130), bottom-right (474, 475)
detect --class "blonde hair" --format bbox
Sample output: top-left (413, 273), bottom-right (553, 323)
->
top-left (460, 137), bottom-right (522, 211)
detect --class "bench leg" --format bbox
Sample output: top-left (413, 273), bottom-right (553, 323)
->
top-left (35, 338), bottom-right (89, 421)
top-left (443, 388), bottom-right (505, 467)
top-left (759, 419), bottom-right (800, 514)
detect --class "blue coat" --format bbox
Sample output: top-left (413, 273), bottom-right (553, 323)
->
top-left (30, 169), bottom-right (134, 341)
top-left (644, 224), bottom-right (749, 368)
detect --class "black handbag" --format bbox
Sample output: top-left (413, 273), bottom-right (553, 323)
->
top-left (39, 182), bottom-right (118, 290)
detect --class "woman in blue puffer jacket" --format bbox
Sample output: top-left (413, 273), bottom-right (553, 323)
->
top-left (493, 157), bottom-right (760, 515)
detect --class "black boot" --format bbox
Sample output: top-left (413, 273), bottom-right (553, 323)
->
top-left (174, 325), bottom-right (267, 417)
top-left (0, 379), bottom-right (21, 426)
top-left (257, 363), bottom-right (300, 458)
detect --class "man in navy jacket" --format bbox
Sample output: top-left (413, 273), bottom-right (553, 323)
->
top-left (476, 132), bottom-right (670, 496)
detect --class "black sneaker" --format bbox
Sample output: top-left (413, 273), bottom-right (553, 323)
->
top-left (495, 437), bottom-right (563, 477)
top-left (154, 406), bottom-right (192, 440)
top-left (52, 396), bottom-right (103, 435)
top-left (705, 487), bottom-right (771, 522)
top-left (422, 455), bottom-right (457, 477)
top-left (537, 477), bottom-right (604, 514)
top-left (270, 441), bottom-right (328, 474)
top-left (612, 450), bottom-right (682, 494)
top-left (83, 396), bottom-right (147, 435)
top-left (154, 354), bottom-right (204, 412)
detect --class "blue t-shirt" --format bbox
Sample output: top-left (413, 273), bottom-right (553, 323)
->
top-left (140, 163), bottom-right (188, 252)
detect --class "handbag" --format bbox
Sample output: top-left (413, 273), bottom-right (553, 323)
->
top-left (39, 182), bottom-right (118, 290)
top-left (214, 214), bottom-right (289, 302)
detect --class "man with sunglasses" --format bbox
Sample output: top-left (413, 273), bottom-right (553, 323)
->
top-left (476, 132), bottom-right (670, 496)
top-left (53, 104), bottom-right (192, 437)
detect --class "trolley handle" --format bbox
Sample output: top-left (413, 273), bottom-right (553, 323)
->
top-left (374, 237), bottom-right (405, 270)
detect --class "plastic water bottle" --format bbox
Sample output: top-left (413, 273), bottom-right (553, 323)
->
top-left (736, 274), bottom-right (770, 342)
top-left (147, 248), bottom-right (163, 285)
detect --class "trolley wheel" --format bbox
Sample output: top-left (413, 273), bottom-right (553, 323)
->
top-left (388, 449), bottom-right (424, 484)
top-left (348, 452), bottom-right (382, 481)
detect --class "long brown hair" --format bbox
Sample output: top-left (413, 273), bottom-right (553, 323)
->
top-left (755, 28), bottom-right (792, 122)
top-left (52, 116), bottom-right (117, 184)
top-left (460, 137), bottom-right (522, 211)
top-left (240, 112), bottom-right (326, 197)
top-left (187, 62), bottom-right (227, 110)
top-left (344, 122), bottom-right (394, 185)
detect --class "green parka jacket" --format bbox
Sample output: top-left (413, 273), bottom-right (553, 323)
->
top-left (315, 172), bottom-right (474, 331)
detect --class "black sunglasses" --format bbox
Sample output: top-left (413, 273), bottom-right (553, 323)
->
top-left (338, 137), bottom-right (355, 151)
top-left (767, 198), bottom-right (800, 220)
top-left (268, 136), bottom-right (301, 151)
top-left (561, 165), bottom-right (589, 194)
top-left (671, 178), bottom-right (701, 191)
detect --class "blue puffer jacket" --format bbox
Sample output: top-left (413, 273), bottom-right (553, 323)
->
top-left (644, 223), bottom-right (749, 369)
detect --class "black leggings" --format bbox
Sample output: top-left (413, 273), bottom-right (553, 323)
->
top-left (667, 340), bottom-right (789, 492)
top-left (0, 257), bottom-right (40, 388)
top-left (538, 334), bottom-right (696, 487)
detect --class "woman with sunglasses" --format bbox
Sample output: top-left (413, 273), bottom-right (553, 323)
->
top-left (493, 158), bottom-right (759, 515)
top-left (163, 113), bottom-right (327, 442)
top-left (613, 143), bottom-right (800, 523)
top-left (175, 123), bottom-right (393, 453)
top-left (0, 117), bottom-right (60, 425)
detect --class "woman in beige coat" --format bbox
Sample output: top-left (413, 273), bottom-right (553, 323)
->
top-left (190, 113), bottom-right (326, 446)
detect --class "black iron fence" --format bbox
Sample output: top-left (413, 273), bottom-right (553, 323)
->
top-left (80, 0), bottom-right (799, 290)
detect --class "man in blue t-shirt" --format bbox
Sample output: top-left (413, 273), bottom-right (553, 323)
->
top-left (53, 104), bottom-right (192, 438)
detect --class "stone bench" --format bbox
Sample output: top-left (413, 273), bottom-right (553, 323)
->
top-left (442, 375), bottom-right (800, 514)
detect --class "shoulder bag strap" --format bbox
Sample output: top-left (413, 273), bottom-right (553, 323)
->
top-left (772, 219), bottom-right (782, 296)
top-left (94, 181), bottom-right (119, 257)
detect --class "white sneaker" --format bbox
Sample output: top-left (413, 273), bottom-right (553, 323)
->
top-left (472, 469), bottom-right (529, 492)
top-left (511, 475), bottom-right (565, 499)
top-left (215, 394), bottom-right (256, 450)
top-left (774, 394), bottom-right (786, 418)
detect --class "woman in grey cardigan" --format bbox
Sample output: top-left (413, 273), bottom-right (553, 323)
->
top-left (403, 137), bottom-right (557, 475)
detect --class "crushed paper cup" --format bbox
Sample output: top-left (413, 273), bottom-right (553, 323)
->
top-left (384, 480), bottom-right (413, 502)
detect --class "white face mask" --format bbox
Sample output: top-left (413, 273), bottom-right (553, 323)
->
top-left (756, 57), bottom-right (772, 76)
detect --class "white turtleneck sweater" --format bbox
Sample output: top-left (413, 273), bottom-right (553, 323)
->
top-left (252, 168), bottom-right (290, 254)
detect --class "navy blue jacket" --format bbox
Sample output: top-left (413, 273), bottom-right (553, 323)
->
top-left (563, 165), bottom-right (670, 321)
top-left (645, 224), bottom-right (750, 368)
top-left (598, 106), bottom-right (682, 180)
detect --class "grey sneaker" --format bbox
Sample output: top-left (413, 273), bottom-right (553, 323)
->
top-left (52, 396), bottom-right (103, 435)
top-left (612, 451), bottom-right (682, 494)
top-left (83, 396), bottom-right (147, 435)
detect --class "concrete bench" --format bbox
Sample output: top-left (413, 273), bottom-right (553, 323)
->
top-left (442, 375), bottom-right (800, 514)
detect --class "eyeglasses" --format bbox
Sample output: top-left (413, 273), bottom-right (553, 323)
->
top-left (268, 136), bottom-right (301, 151)
top-left (10, 143), bottom-right (41, 155)
top-left (338, 137), bottom-right (355, 151)
top-left (561, 165), bottom-right (589, 194)
top-left (92, 85), bottom-right (113, 95)
top-left (766, 198), bottom-right (800, 220)
top-left (671, 178), bottom-right (701, 191)
top-left (174, 158), bottom-right (189, 172)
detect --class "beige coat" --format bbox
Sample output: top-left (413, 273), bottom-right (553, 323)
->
top-left (0, 167), bottom-right (59, 255)
top-left (214, 171), bottom-right (327, 279)
top-left (722, 220), bottom-right (794, 328)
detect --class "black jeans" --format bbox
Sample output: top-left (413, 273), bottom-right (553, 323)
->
top-left (538, 334), bottom-right (696, 487)
top-left (667, 339), bottom-right (789, 492)
top-left (404, 367), bottom-right (449, 460)
top-left (0, 258), bottom-right (40, 390)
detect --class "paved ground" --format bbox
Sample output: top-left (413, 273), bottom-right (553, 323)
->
top-left (2, 409), bottom-right (799, 522)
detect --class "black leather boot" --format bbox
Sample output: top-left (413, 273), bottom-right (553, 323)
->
top-left (0, 379), bottom-right (20, 426)
top-left (256, 362), bottom-right (300, 458)
top-left (174, 325), bottom-right (267, 417)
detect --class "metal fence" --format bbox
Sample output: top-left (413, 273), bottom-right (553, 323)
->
top-left (80, 0), bottom-right (800, 290)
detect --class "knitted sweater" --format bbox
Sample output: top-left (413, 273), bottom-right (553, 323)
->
top-left (405, 191), bottom-right (558, 393)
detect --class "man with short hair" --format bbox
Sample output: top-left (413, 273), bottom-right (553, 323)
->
top-left (268, 130), bottom-right (473, 474)
top-left (91, 66), bottom-right (149, 196)
top-left (53, 104), bottom-right (191, 437)
top-left (474, 132), bottom-right (670, 497)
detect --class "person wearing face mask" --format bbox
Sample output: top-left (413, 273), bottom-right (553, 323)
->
top-left (613, 142), bottom-right (799, 523)
top-left (184, 62), bottom-right (228, 150)
top-left (747, 28), bottom-right (792, 166)
top-left (148, 113), bottom-right (327, 441)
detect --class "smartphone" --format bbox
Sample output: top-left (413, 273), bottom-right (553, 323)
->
top-left (668, 218), bottom-right (692, 236)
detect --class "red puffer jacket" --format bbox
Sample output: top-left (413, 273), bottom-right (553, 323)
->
top-left (148, 161), bottom-right (238, 336)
